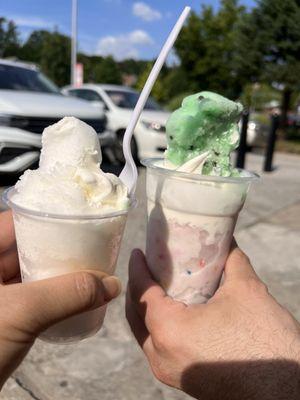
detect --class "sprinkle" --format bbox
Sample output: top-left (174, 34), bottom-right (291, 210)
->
top-left (199, 259), bottom-right (206, 268)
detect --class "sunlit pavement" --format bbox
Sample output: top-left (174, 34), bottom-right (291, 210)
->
top-left (1, 152), bottom-right (300, 400)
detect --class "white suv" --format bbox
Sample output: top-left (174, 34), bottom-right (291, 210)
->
top-left (0, 59), bottom-right (115, 176)
top-left (62, 84), bottom-right (170, 161)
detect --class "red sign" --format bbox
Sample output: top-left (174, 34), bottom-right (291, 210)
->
top-left (75, 63), bottom-right (83, 87)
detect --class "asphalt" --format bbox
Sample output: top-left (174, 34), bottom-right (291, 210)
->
top-left (1, 151), bottom-right (300, 400)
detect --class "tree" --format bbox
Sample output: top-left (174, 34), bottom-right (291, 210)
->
top-left (118, 58), bottom-right (149, 76)
top-left (174, 0), bottom-right (246, 99)
top-left (78, 54), bottom-right (122, 84)
top-left (22, 30), bottom-right (71, 87)
top-left (21, 30), bottom-right (50, 63)
top-left (93, 56), bottom-right (122, 84)
top-left (235, 0), bottom-right (300, 124)
top-left (135, 62), bottom-right (170, 103)
top-left (0, 17), bottom-right (20, 57)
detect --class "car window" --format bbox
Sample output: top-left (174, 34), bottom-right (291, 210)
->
top-left (0, 64), bottom-right (60, 94)
top-left (105, 89), bottom-right (162, 110)
top-left (69, 89), bottom-right (101, 102)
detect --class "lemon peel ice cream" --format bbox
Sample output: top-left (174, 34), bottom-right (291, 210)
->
top-left (5, 117), bottom-right (130, 343)
top-left (13, 116), bottom-right (128, 214)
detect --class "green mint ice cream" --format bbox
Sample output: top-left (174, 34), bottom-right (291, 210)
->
top-left (165, 91), bottom-right (243, 177)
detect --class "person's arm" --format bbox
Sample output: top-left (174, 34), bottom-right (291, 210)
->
top-left (126, 247), bottom-right (300, 400)
top-left (0, 211), bottom-right (121, 388)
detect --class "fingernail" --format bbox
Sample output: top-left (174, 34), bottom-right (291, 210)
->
top-left (102, 276), bottom-right (122, 300)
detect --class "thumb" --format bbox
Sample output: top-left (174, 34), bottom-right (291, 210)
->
top-left (223, 243), bottom-right (259, 283)
top-left (3, 271), bottom-right (121, 335)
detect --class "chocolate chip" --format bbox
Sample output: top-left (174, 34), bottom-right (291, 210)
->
top-left (212, 161), bottom-right (217, 167)
top-left (189, 145), bottom-right (194, 150)
top-left (214, 151), bottom-right (220, 156)
top-left (198, 95), bottom-right (205, 101)
top-left (169, 135), bottom-right (173, 140)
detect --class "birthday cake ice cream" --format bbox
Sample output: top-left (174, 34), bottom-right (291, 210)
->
top-left (145, 92), bottom-right (255, 304)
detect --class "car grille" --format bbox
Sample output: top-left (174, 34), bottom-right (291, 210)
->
top-left (8, 116), bottom-right (106, 134)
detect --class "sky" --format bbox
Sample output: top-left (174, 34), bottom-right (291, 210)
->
top-left (1, 0), bottom-right (256, 62)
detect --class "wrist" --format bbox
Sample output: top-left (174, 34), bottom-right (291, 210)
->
top-left (182, 357), bottom-right (300, 400)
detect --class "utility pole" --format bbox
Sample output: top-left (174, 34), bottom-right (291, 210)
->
top-left (236, 111), bottom-right (249, 169)
top-left (71, 0), bottom-right (77, 85)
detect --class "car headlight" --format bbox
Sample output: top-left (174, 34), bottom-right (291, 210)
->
top-left (0, 114), bottom-right (12, 126)
top-left (141, 120), bottom-right (165, 133)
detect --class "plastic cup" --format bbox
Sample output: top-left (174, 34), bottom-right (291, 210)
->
top-left (142, 158), bottom-right (258, 305)
top-left (3, 187), bottom-right (133, 343)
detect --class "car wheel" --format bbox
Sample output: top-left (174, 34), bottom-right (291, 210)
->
top-left (114, 129), bottom-right (138, 164)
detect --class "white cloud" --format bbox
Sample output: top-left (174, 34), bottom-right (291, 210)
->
top-left (7, 15), bottom-right (54, 29)
top-left (96, 30), bottom-right (153, 60)
top-left (133, 2), bottom-right (162, 22)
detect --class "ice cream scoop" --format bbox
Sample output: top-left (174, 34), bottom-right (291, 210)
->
top-left (165, 91), bottom-right (243, 176)
top-left (5, 116), bottom-right (131, 343)
top-left (13, 117), bottom-right (128, 214)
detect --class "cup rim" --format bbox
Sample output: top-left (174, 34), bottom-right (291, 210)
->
top-left (3, 187), bottom-right (135, 220)
top-left (141, 158), bottom-right (259, 184)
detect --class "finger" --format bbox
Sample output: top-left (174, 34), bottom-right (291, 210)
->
top-left (0, 247), bottom-right (19, 283)
top-left (5, 273), bottom-right (21, 285)
top-left (0, 211), bottom-right (16, 253)
top-left (4, 271), bottom-right (122, 334)
top-left (128, 249), bottom-right (180, 332)
top-left (125, 288), bottom-right (154, 356)
top-left (223, 243), bottom-right (259, 283)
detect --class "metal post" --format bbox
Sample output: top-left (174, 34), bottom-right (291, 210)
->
top-left (71, 0), bottom-right (78, 85)
top-left (236, 110), bottom-right (249, 169)
top-left (263, 114), bottom-right (279, 172)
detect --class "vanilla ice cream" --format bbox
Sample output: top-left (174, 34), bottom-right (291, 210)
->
top-left (13, 117), bottom-right (128, 214)
top-left (6, 117), bottom-right (131, 342)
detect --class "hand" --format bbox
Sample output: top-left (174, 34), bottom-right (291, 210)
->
top-left (126, 247), bottom-right (300, 400)
top-left (0, 211), bottom-right (121, 388)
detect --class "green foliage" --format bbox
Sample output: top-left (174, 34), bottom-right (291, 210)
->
top-left (78, 54), bottom-right (122, 84)
top-left (240, 83), bottom-right (281, 110)
top-left (21, 30), bottom-right (50, 63)
top-left (135, 62), bottom-right (170, 103)
top-left (174, 0), bottom-right (246, 99)
top-left (118, 59), bottom-right (149, 76)
top-left (235, 0), bottom-right (300, 118)
top-left (0, 17), bottom-right (20, 57)
top-left (93, 56), bottom-right (122, 84)
top-left (166, 92), bottom-right (191, 111)
top-left (236, 0), bottom-right (300, 87)
top-left (40, 31), bottom-right (71, 87)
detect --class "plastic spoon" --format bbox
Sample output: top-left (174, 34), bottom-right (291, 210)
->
top-left (119, 6), bottom-right (191, 196)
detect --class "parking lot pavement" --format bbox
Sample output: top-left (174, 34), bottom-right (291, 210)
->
top-left (1, 152), bottom-right (300, 400)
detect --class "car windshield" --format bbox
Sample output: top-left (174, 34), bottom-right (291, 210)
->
top-left (0, 64), bottom-right (60, 94)
top-left (105, 89), bottom-right (162, 110)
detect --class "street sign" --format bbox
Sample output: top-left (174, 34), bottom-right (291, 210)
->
top-left (75, 63), bottom-right (83, 87)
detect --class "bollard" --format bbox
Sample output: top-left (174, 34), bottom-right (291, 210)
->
top-left (264, 114), bottom-right (280, 172)
top-left (236, 110), bottom-right (249, 169)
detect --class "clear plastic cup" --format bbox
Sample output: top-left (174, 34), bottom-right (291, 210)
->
top-left (142, 158), bottom-right (258, 305)
top-left (3, 187), bottom-right (133, 343)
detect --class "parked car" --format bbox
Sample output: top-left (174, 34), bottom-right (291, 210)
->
top-left (62, 84), bottom-right (171, 161)
top-left (0, 59), bottom-right (116, 177)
